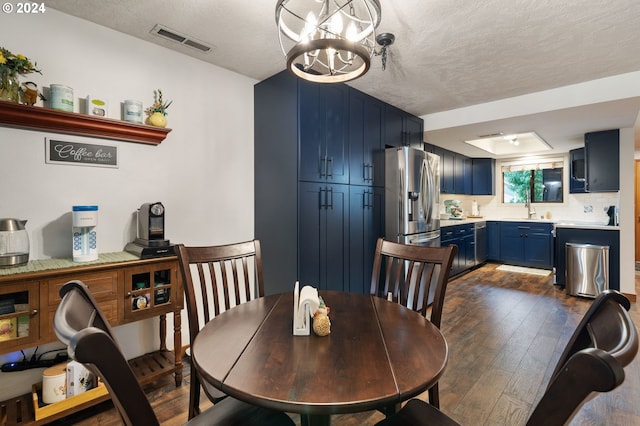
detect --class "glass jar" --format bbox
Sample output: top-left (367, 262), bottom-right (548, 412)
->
top-left (0, 70), bottom-right (20, 103)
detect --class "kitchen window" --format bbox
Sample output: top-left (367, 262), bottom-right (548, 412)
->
top-left (501, 158), bottom-right (564, 203)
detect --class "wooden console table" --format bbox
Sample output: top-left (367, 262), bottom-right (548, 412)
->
top-left (0, 252), bottom-right (183, 425)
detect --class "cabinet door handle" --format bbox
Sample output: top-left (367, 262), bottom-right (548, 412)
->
top-left (319, 188), bottom-right (326, 209)
top-left (327, 156), bottom-right (334, 178)
top-left (327, 188), bottom-right (334, 209)
top-left (319, 156), bottom-right (326, 178)
top-left (363, 163), bottom-right (374, 182)
top-left (364, 190), bottom-right (374, 208)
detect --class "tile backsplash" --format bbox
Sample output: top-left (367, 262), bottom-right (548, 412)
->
top-left (446, 192), bottom-right (618, 224)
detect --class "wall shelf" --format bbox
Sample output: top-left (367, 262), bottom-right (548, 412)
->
top-left (0, 100), bottom-right (171, 145)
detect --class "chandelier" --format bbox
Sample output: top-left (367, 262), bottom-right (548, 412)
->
top-left (275, 0), bottom-right (382, 83)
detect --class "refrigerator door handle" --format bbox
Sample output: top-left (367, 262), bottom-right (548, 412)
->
top-left (422, 159), bottom-right (433, 224)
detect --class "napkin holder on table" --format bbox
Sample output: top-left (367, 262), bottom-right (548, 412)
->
top-left (293, 282), bottom-right (319, 336)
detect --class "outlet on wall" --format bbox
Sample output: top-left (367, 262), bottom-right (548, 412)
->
top-left (583, 205), bottom-right (593, 213)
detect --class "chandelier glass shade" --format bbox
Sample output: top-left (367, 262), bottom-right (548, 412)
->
top-left (275, 0), bottom-right (382, 83)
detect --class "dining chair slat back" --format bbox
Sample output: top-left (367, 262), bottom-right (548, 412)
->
top-left (370, 238), bottom-right (457, 409)
top-left (371, 238), bottom-right (457, 326)
top-left (176, 240), bottom-right (266, 419)
top-left (374, 289), bottom-right (639, 426)
top-left (53, 280), bottom-right (295, 426)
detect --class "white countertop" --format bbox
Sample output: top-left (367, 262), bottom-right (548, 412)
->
top-left (440, 217), bottom-right (618, 231)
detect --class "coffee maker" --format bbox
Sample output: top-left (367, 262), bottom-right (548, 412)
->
top-left (606, 205), bottom-right (619, 226)
top-left (125, 202), bottom-right (174, 258)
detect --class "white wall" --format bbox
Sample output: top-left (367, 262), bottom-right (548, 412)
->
top-left (0, 10), bottom-right (256, 399)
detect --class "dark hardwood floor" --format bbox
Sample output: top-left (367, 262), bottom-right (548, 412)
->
top-left (49, 263), bottom-right (640, 425)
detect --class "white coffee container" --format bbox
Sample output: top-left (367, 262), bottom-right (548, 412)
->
top-left (123, 99), bottom-right (143, 123)
top-left (50, 84), bottom-right (74, 112)
top-left (42, 363), bottom-right (67, 404)
top-left (72, 205), bottom-right (98, 262)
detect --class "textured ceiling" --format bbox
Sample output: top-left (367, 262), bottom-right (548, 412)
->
top-left (46, 0), bottom-right (640, 156)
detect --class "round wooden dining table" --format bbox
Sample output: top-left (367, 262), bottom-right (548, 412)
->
top-left (191, 290), bottom-right (448, 426)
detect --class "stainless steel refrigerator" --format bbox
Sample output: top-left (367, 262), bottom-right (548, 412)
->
top-left (385, 146), bottom-right (440, 247)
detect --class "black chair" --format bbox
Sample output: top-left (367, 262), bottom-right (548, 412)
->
top-left (54, 280), bottom-right (295, 426)
top-left (370, 238), bottom-right (457, 409)
top-left (375, 289), bottom-right (639, 426)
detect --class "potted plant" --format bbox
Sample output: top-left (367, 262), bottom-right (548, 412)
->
top-left (0, 46), bottom-right (41, 103)
top-left (145, 89), bottom-right (172, 127)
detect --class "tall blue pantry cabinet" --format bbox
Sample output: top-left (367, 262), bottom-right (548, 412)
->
top-left (255, 71), bottom-right (423, 294)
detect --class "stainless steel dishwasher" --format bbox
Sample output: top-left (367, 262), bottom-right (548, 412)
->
top-left (474, 221), bottom-right (487, 265)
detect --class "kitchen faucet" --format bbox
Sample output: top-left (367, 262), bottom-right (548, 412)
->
top-left (525, 188), bottom-right (536, 219)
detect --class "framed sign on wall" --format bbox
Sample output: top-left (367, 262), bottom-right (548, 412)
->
top-left (45, 138), bottom-right (118, 168)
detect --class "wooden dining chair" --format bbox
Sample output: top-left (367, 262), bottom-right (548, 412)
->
top-left (176, 240), bottom-right (279, 420)
top-left (374, 289), bottom-right (639, 426)
top-left (54, 280), bottom-right (296, 426)
top-left (370, 237), bottom-right (457, 409)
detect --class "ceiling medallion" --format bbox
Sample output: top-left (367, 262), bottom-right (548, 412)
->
top-left (276, 0), bottom-right (382, 83)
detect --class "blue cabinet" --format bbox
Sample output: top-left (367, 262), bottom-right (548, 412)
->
top-left (441, 223), bottom-right (475, 276)
top-left (584, 129), bottom-right (619, 192)
top-left (299, 81), bottom-right (349, 184)
top-left (255, 70), bottom-right (420, 295)
top-left (499, 222), bottom-right (554, 269)
top-left (384, 104), bottom-right (424, 148)
top-left (299, 182), bottom-right (349, 292)
top-left (349, 89), bottom-right (384, 187)
top-left (432, 147), bottom-right (492, 195)
top-left (554, 227), bottom-right (619, 290)
top-left (348, 185), bottom-right (384, 294)
top-left (569, 147), bottom-right (586, 193)
top-left (487, 221), bottom-right (501, 260)
top-left (472, 158), bottom-right (495, 195)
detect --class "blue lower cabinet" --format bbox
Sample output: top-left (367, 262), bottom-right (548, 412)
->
top-left (298, 182), bottom-right (349, 292)
top-left (348, 185), bottom-right (383, 294)
top-left (555, 227), bottom-right (619, 290)
top-left (441, 223), bottom-right (474, 275)
top-left (487, 221), bottom-right (501, 260)
top-left (499, 222), bottom-right (553, 269)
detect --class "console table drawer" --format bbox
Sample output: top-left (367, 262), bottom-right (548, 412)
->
top-left (47, 271), bottom-right (119, 305)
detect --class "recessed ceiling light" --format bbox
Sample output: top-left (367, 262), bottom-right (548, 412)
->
top-left (464, 132), bottom-right (552, 156)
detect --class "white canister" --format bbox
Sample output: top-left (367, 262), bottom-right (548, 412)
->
top-left (72, 205), bottom-right (98, 262)
top-left (50, 84), bottom-right (74, 112)
top-left (42, 363), bottom-right (67, 404)
top-left (123, 99), bottom-right (143, 123)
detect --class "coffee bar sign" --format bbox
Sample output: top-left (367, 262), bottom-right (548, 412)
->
top-left (46, 138), bottom-right (118, 168)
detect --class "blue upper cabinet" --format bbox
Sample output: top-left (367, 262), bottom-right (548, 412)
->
top-left (569, 147), bottom-right (586, 193)
top-left (584, 129), bottom-right (619, 192)
top-left (471, 158), bottom-right (495, 195)
top-left (299, 81), bottom-right (349, 184)
top-left (432, 146), bottom-right (490, 195)
top-left (384, 104), bottom-right (424, 148)
top-left (349, 89), bottom-right (384, 187)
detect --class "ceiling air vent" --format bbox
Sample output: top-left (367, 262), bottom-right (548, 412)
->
top-left (150, 24), bottom-right (212, 53)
